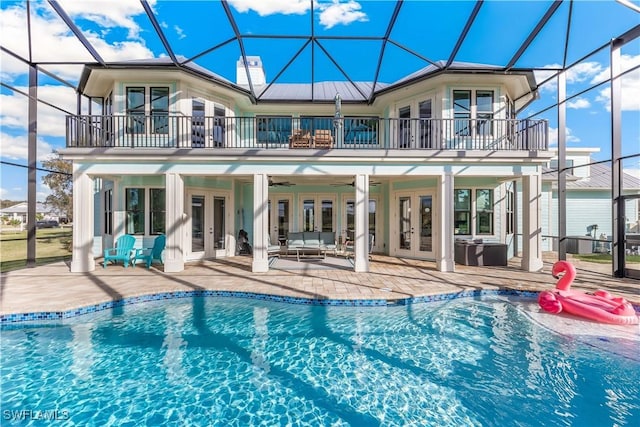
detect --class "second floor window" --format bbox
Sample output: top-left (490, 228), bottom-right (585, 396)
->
top-left (453, 89), bottom-right (495, 137)
top-left (126, 86), bottom-right (170, 134)
top-left (127, 87), bottom-right (145, 134)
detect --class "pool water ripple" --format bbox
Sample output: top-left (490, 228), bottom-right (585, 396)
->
top-left (1, 295), bottom-right (638, 426)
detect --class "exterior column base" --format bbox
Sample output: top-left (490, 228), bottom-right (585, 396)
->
top-left (164, 259), bottom-right (185, 273)
top-left (70, 257), bottom-right (95, 273)
top-left (252, 259), bottom-right (269, 273)
top-left (436, 259), bottom-right (454, 272)
top-left (521, 258), bottom-right (543, 272)
top-left (354, 256), bottom-right (369, 273)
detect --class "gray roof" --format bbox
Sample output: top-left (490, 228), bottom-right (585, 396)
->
top-left (82, 58), bottom-right (531, 103)
top-left (0, 202), bottom-right (50, 214)
top-left (544, 163), bottom-right (640, 190)
top-left (254, 81), bottom-right (388, 102)
top-left (567, 163), bottom-right (640, 190)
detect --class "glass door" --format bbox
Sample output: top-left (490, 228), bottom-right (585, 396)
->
top-left (300, 195), bottom-right (336, 232)
top-left (268, 196), bottom-right (292, 246)
top-left (418, 99), bottom-right (432, 148)
top-left (188, 190), bottom-right (228, 259)
top-left (395, 191), bottom-right (434, 258)
top-left (343, 198), bottom-right (378, 251)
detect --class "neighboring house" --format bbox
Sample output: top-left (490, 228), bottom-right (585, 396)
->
top-left (61, 56), bottom-right (551, 273)
top-left (0, 202), bottom-right (57, 224)
top-left (539, 148), bottom-right (640, 253)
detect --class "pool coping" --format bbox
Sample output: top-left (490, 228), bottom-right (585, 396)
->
top-left (0, 288), bottom-right (539, 323)
top-left (3, 287), bottom-right (639, 324)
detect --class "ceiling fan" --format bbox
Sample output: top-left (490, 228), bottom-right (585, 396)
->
top-left (331, 180), bottom-right (381, 187)
top-left (268, 177), bottom-right (295, 187)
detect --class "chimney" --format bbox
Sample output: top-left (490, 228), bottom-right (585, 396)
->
top-left (236, 56), bottom-right (266, 86)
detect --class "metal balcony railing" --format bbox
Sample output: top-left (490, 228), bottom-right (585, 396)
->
top-left (66, 115), bottom-right (548, 151)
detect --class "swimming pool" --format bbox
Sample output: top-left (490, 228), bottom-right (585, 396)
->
top-left (2, 295), bottom-right (638, 426)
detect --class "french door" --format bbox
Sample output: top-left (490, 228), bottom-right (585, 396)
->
top-left (299, 194), bottom-right (336, 232)
top-left (187, 190), bottom-right (230, 259)
top-left (398, 97), bottom-right (433, 149)
top-left (394, 191), bottom-right (434, 258)
top-left (268, 196), bottom-right (292, 245)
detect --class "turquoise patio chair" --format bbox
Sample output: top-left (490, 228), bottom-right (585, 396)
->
top-left (133, 235), bottom-right (166, 269)
top-left (103, 234), bottom-right (136, 268)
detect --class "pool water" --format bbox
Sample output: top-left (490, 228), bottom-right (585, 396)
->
top-left (2, 296), bottom-right (639, 426)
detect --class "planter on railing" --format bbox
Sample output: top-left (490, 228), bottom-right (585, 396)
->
top-left (66, 115), bottom-right (548, 151)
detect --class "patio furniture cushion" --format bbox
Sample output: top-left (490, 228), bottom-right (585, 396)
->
top-left (287, 232), bottom-right (305, 249)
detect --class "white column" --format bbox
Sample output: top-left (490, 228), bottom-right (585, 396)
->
top-left (354, 174), bottom-right (369, 272)
top-left (112, 178), bottom-right (124, 238)
top-left (521, 173), bottom-right (544, 272)
top-left (252, 173), bottom-right (269, 272)
top-left (436, 172), bottom-right (455, 272)
top-left (70, 170), bottom-right (95, 272)
top-left (164, 173), bottom-right (185, 272)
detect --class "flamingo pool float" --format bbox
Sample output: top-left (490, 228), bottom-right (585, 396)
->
top-left (538, 260), bottom-right (639, 325)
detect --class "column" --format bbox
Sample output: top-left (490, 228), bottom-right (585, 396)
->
top-left (522, 173), bottom-right (544, 272)
top-left (252, 173), bottom-right (269, 272)
top-left (164, 173), bottom-right (185, 272)
top-left (557, 71), bottom-right (567, 260)
top-left (354, 174), bottom-right (369, 272)
top-left (70, 170), bottom-right (95, 272)
top-left (436, 172), bottom-right (455, 272)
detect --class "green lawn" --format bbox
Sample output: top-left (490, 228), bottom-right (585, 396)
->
top-left (572, 253), bottom-right (640, 264)
top-left (0, 228), bottom-right (72, 272)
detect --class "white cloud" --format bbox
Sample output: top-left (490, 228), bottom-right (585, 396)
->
top-left (566, 98), bottom-right (591, 109)
top-left (55, 0), bottom-right (153, 40)
top-left (228, 0), bottom-right (310, 16)
top-left (1, 85), bottom-right (78, 138)
top-left (0, 132), bottom-right (55, 162)
top-left (548, 126), bottom-right (581, 147)
top-left (593, 54), bottom-right (640, 111)
top-left (174, 25), bottom-right (186, 40)
top-left (318, 0), bottom-right (368, 29)
top-left (535, 61), bottom-right (604, 92)
top-left (0, 2), bottom-right (154, 82)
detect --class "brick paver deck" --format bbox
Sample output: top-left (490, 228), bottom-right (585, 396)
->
top-left (1, 255), bottom-right (638, 317)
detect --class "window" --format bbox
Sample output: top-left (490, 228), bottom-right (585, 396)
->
top-left (126, 188), bottom-right (145, 234)
top-left (104, 189), bottom-right (112, 235)
top-left (476, 91), bottom-right (494, 135)
top-left (549, 159), bottom-right (574, 173)
top-left (150, 189), bottom-right (165, 235)
top-left (126, 87), bottom-right (145, 133)
top-left (126, 87), bottom-right (170, 134)
top-left (151, 87), bottom-right (169, 134)
top-left (453, 89), bottom-right (495, 136)
top-left (506, 187), bottom-right (514, 235)
top-left (454, 189), bottom-right (471, 235)
top-left (476, 189), bottom-right (494, 235)
top-left (125, 188), bottom-right (166, 235)
top-left (256, 116), bottom-right (292, 144)
top-left (453, 90), bottom-right (471, 136)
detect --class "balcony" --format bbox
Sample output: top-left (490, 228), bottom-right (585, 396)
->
top-left (66, 115), bottom-right (548, 152)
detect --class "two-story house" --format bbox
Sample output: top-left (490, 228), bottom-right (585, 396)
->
top-left (61, 56), bottom-right (550, 273)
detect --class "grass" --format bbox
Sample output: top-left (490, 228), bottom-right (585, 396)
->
top-left (0, 228), bottom-right (72, 272)
top-left (572, 253), bottom-right (640, 264)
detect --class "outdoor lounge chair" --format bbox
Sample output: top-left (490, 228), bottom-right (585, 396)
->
top-left (267, 234), bottom-right (281, 257)
top-left (132, 234), bottom-right (165, 269)
top-left (103, 234), bottom-right (136, 268)
top-left (344, 233), bottom-right (374, 260)
top-left (288, 129), bottom-right (312, 148)
top-left (313, 129), bottom-right (333, 149)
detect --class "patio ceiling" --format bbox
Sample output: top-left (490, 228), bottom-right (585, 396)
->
top-left (2, 0), bottom-right (639, 104)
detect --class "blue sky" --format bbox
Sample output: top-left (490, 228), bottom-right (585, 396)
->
top-left (1, 0), bottom-right (639, 201)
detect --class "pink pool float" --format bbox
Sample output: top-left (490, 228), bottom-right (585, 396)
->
top-left (538, 260), bottom-right (639, 325)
